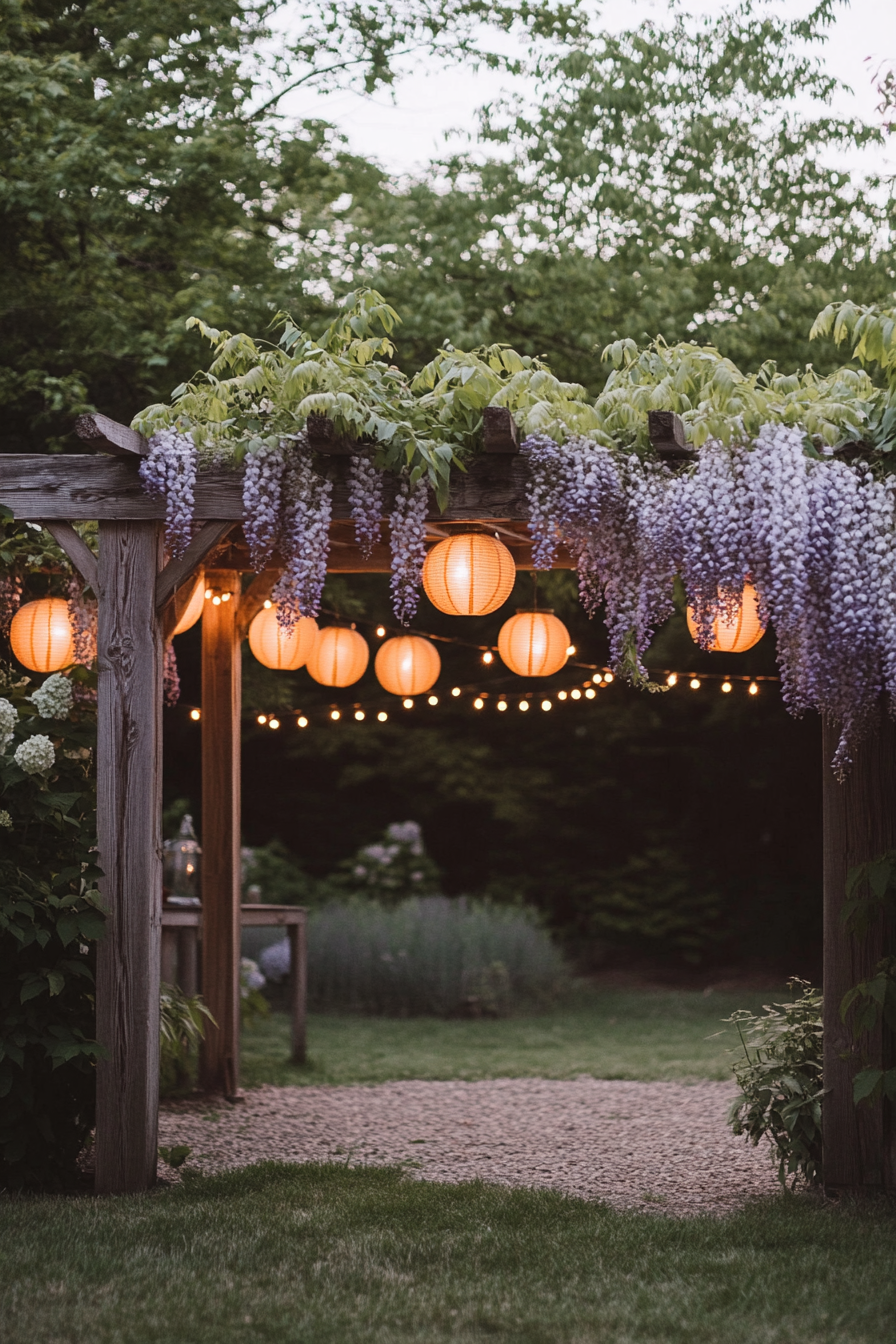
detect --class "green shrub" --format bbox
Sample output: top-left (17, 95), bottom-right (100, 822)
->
top-left (159, 982), bottom-right (214, 1097)
top-left (0, 667), bottom-right (104, 1189)
top-left (262, 895), bottom-right (568, 1016)
top-left (725, 979), bottom-right (824, 1188)
top-left (327, 821), bottom-right (443, 906)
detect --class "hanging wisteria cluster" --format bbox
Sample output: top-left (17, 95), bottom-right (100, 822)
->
top-left (348, 453), bottom-right (385, 558)
top-left (140, 428), bottom-right (198, 558)
top-left (273, 450), bottom-right (333, 629)
top-left (524, 426), bottom-right (896, 775)
top-left (389, 476), bottom-right (429, 626)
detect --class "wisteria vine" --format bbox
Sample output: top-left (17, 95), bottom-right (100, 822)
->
top-left (140, 428), bottom-right (198, 558)
top-left (273, 448), bottom-right (333, 629)
top-left (389, 476), bottom-right (428, 626)
top-left (348, 453), bottom-right (385, 558)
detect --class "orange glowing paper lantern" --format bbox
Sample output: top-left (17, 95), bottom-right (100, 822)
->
top-left (686, 582), bottom-right (765, 653)
top-left (248, 605), bottom-right (319, 670)
top-left (422, 534), bottom-right (516, 616)
top-left (171, 578), bottom-right (206, 636)
top-left (10, 598), bottom-right (74, 672)
top-left (497, 610), bottom-right (570, 678)
top-left (306, 625), bottom-right (369, 687)
top-left (375, 635), bottom-right (441, 697)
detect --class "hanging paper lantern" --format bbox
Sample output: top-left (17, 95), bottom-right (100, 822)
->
top-left (307, 625), bottom-right (369, 687)
top-left (422, 533), bottom-right (516, 616)
top-left (498, 610), bottom-right (570, 678)
top-left (375, 635), bottom-right (441, 697)
top-left (10, 598), bottom-right (74, 673)
top-left (248, 605), bottom-right (319, 670)
top-left (171, 579), bottom-right (206, 637)
top-left (686, 582), bottom-right (765, 653)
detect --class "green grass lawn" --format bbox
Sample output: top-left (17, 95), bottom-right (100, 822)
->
top-left (240, 985), bottom-right (776, 1088)
top-left (4, 1163), bottom-right (895, 1344)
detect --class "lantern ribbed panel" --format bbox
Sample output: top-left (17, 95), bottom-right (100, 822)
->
top-left (10, 598), bottom-right (74, 673)
top-left (422, 534), bottom-right (516, 616)
top-left (171, 581), bottom-right (206, 636)
top-left (497, 611), bottom-right (570, 677)
top-left (306, 626), bottom-right (369, 687)
top-left (375, 635), bottom-right (441, 696)
top-left (248, 607), bottom-right (319, 670)
top-left (686, 582), bottom-right (764, 653)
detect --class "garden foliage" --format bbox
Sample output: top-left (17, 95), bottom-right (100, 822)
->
top-left (159, 981), bottom-right (214, 1098)
top-left (726, 980), bottom-right (824, 1188)
top-left (261, 895), bottom-right (567, 1016)
top-left (0, 666), bottom-right (103, 1189)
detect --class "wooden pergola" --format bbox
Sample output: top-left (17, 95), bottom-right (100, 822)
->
top-left (1, 412), bottom-right (893, 1194)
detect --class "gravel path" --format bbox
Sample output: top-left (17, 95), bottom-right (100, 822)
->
top-left (160, 1078), bottom-right (777, 1216)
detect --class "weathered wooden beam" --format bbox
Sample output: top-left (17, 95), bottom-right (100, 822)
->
top-left (39, 520), bottom-right (98, 592)
top-left (823, 707), bottom-right (896, 1192)
top-left (94, 520), bottom-right (164, 1194)
top-left (199, 570), bottom-right (242, 1099)
top-left (155, 521), bottom-right (235, 614)
top-left (0, 453), bottom-right (532, 522)
top-left (482, 407), bottom-right (520, 453)
top-left (75, 413), bottom-right (148, 457)
top-left (306, 412), bottom-right (356, 455)
top-left (648, 411), bottom-right (695, 462)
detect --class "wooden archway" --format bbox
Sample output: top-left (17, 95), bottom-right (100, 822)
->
top-left (1, 415), bottom-right (893, 1194)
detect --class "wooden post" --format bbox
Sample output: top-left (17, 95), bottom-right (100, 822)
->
top-left (199, 570), bottom-right (242, 1097)
top-left (288, 917), bottom-right (307, 1065)
top-left (822, 707), bottom-right (896, 1191)
top-left (94, 521), bottom-right (164, 1194)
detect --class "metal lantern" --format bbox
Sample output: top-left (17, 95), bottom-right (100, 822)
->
top-left (171, 577), bottom-right (206, 636)
top-left (686, 582), bottom-right (765, 653)
top-left (163, 814), bottom-right (201, 907)
top-left (498, 610), bottom-right (570, 677)
top-left (375, 635), bottom-right (441, 697)
top-left (249, 604), bottom-right (319, 670)
top-left (422, 533), bottom-right (516, 616)
top-left (10, 597), bottom-right (74, 672)
top-left (306, 625), bottom-right (369, 687)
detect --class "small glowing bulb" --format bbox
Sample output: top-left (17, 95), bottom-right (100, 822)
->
top-left (376, 625), bottom-right (386, 638)
top-left (749, 681), bottom-right (759, 696)
top-left (721, 680), bottom-right (733, 694)
top-left (473, 697), bottom-right (484, 709)
top-left (566, 645), bottom-right (576, 657)
top-left (427, 695), bottom-right (438, 706)
top-left (268, 717), bottom-right (280, 729)
top-left (297, 716), bottom-right (308, 728)
top-left (519, 700), bottom-right (529, 712)
top-left (204, 588), bottom-right (213, 600)
top-left (558, 690), bottom-right (568, 701)
top-left (603, 672), bottom-right (614, 684)
top-left (541, 699), bottom-right (552, 711)
top-left (354, 710), bottom-right (365, 721)
top-left (212, 594), bottom-right (221, 606)
top-left (497, 700), bottom-right (508, 712)
top-left (690, 678), bottom-right (701, 690)
top-left (377, 711), bottom-right (388, 722)
top-left (221, 591), bottom-right (231, 602)
top-left (263, 599), bottom-right (273, 609)
top-left (592, 673), bottom-right (602, 685)
top-left (189, 708), bottom-right (201, 722)
top-left (585, 687), bottom-right (596, 699)
top-left (257, 715), bottom-right (267, 725)
top-left (482, 650), bottom-right (494, 665)
top-left (451, 687), bottom-right (461, 698)
top-left (403, 698), bottom-right (414, 709)
top-left (570, 688), bottom-right (582, 701)
top-left (185, 863), bottom-right (194, 875)
top-left (330, 709), bottom-right (341, 721)
top-left (666, 673), bottom-right (678, 687)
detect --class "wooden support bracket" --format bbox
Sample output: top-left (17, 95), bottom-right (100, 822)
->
top-left (75, 413), bottom-right (148, 457)
top-left (39, 520), bottom-right (98, 592)
top-left (648, 411), bottom-right (695, 462)
top-left (237, 570), bottom-right (279, 638)
top-left (155, 521), bottom-right (236, 615)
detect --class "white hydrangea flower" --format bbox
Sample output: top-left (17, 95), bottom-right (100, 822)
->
top-left (0, 810), bottom-right (12, 829)
top-left (0, 697), bottom-right (16, 752)
top-left (28, 673), bottom-right (73, 720)
top-left (14, 734), bottom-right (56, 775)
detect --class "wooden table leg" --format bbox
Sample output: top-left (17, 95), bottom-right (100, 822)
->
top-left (178, 926), bottom-right (198, 998)
top-left (161, 926), bottom-right (177, 986)
top-left (289, 918), bottom-right (307, 1064)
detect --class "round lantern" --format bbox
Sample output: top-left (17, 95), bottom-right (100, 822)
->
top-left (498, 610), bottom-right (570, 678)
top-left (422, 533), bottom-right (516, 616)
top-left (10, 598), bottom-right (74, 673)
top-left (307, 625), bottom-right (369, 687)
top-left (375, 635), bottom-right (441, 697)
top-left (248, 605), bottom-right (319, 670)
top-left (171, 578), bottom-right (206, 637)
top-left (686, 582), bottom-right (765, 653)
